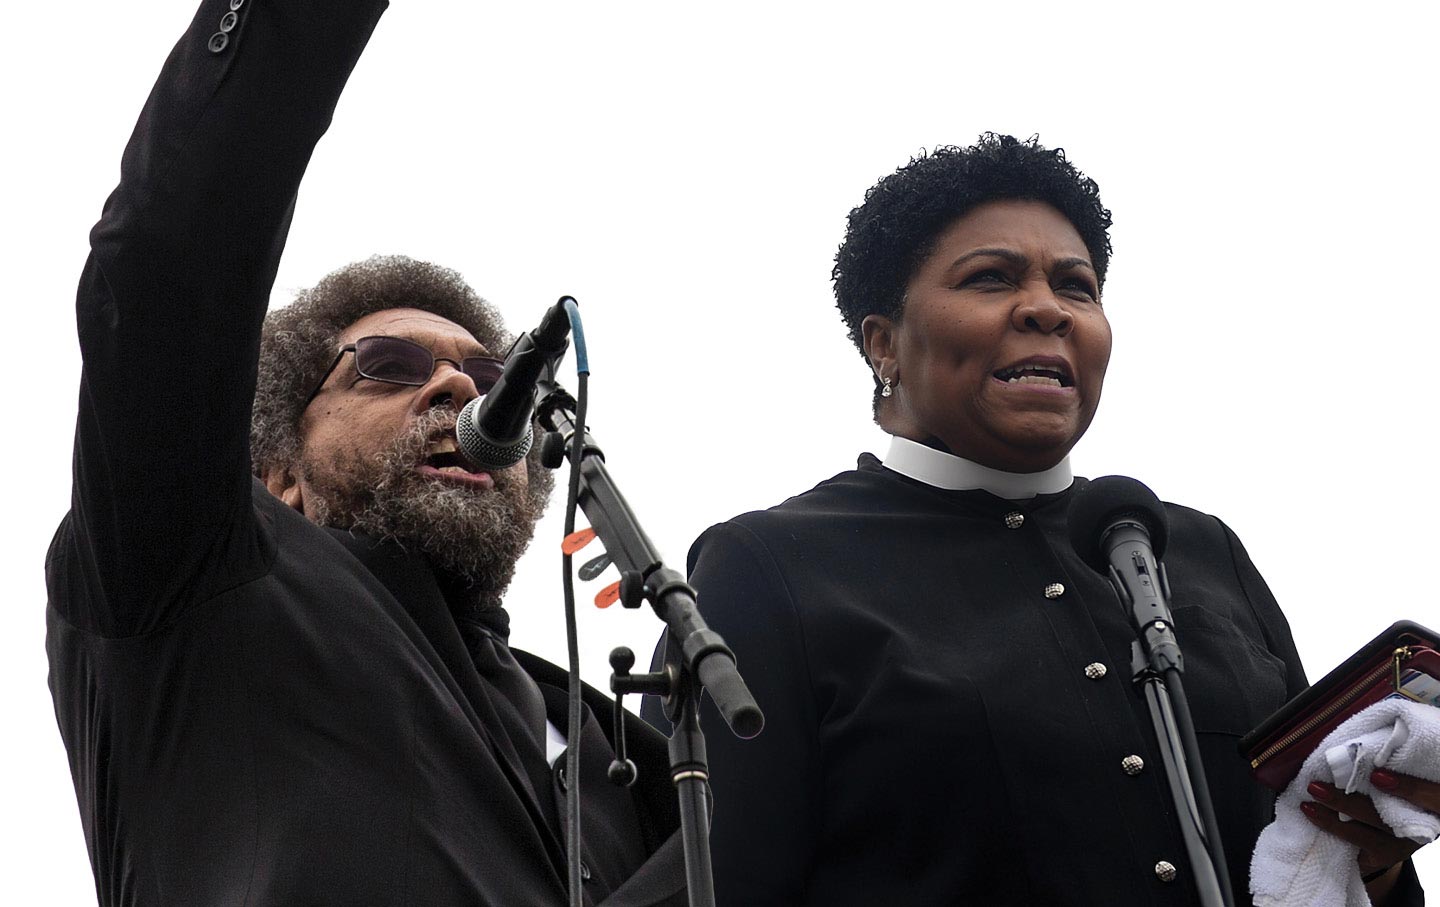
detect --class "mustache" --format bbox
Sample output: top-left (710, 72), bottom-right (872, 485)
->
top-left (383, 411), bottom-right (455, 466)
top-left (378, 406), bottom-right (515, 487)
top-left (369, 407), bottom-right (456, 478)
top-left (407, 407), bottom-right (459, 459)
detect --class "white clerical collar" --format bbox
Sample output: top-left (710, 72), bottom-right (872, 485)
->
top-left (881, 435), bottom-right (1073, 500)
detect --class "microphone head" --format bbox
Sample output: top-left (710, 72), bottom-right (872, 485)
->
top-left (1066, 475), bottom-right (1169, 570)
top-left (456, 396), bottom-right (534, 470)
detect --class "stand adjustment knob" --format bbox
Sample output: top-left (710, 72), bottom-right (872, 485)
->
top-left (619, 571), bottom-right (645, 608)
top-left (607, 647), bottom-right (673, 787)
top-left (607, 758), bottom-right (638, 786)
top-left (539, 431), bottom-right (568, 469)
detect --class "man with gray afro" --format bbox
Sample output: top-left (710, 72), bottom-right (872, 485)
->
top-left (45, 2), bottom-right (683, 904)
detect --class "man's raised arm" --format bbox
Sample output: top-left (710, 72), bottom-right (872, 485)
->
top-left (60, 0), bottom-right (387, 636)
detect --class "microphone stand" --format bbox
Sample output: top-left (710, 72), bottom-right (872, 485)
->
top-left (534, 376), bottom-right (764, 907)
top-left (1106, 523), bottom-right (1234, 907)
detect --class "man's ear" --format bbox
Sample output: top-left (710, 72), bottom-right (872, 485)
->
top-left (261, 464), bottom-right (305, 513)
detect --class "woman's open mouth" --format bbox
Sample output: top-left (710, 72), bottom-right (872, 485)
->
top-left (993, 360), bottom-right (1074, 389)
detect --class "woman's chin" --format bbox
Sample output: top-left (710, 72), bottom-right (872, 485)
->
top-left (963, 420), bottom-right (1086, 473)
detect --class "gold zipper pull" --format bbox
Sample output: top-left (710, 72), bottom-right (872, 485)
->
top-left (1393, 646), bottom-right (1412, 692)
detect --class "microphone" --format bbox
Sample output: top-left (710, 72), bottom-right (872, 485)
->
top-left (1068, 478), bottom-right (1238, 905)
top-left (457, 299), bottom-right (572, 470)
top-left (1067, 475), bottom-right (1169, 569)
top-left (1067, 475), bottom-right (1180, 673)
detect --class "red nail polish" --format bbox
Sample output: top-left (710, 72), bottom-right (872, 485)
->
top-left (1307, 781), bottom-right (1333, 800)
top-left (1371, 769), bottom-right (1399, 791)
top-left (1300, 801), bottom-right (1321, 819)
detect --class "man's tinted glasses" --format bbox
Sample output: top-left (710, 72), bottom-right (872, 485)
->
top-left (305, 335), bottom-right (505, 407)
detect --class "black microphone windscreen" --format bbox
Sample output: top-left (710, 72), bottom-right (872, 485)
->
top-left (1066, 475), bottom-right (1170, 569)
top-left (456, 394), bottom-right (534, 470)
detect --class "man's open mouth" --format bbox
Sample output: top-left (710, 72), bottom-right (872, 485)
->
top-left (422, 437), bottom-right (485, 476)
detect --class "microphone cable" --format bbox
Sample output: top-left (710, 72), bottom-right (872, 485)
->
top-left (557, 296), bottom-right (588, 907)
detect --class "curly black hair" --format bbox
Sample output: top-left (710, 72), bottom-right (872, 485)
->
top-left (251, 254), bottom-right (514, 476)
top-left (833, 134), bottom-right (1112, 370)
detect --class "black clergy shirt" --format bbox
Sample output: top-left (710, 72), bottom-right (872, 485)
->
top-left (647, 455), bottom-right (1423, 906)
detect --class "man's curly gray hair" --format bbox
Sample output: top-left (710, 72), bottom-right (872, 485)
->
top-left (251, 254), bottom-right (520, 475)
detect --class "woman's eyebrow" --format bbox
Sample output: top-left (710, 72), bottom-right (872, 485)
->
top-left (1053, 256), bottom-right (1096, 273)
top-left (943, 248), bottom-right (1095, 274)
top-left (946, 247), bottom-right (1027, 270)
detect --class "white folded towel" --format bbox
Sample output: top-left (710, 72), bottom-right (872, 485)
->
top-left (1250, 698), bottom-right (1440, 907)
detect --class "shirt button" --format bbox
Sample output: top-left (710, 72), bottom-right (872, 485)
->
top-left (555, 763), bottom-right (569, 791)
top-left (1084, 662), bottom-right (1108, 680)
top-left (1003, 511), bottom-right (1025, 529)
top-left (1155, 860), bottom-right (1177, 882)
top-left (1043, 582), bottom-right (1065, 600)
top-left (580, 859), bottom-right (593, 881)
top-left (1122, 755), bottom-right (1146, 776)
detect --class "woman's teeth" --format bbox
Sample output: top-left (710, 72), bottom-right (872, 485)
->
top-left (1008, 374), bottom-right (1062, 387)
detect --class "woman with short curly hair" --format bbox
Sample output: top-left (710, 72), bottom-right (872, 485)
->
top-left (649, 134), bottom-right (1434, 906)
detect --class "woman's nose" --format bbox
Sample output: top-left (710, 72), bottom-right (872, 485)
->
top-left (1012, 291), bottom-right (1073, 335)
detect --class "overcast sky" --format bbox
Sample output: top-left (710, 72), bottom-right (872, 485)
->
top-left (5, 0), bottom-right (1438, 900)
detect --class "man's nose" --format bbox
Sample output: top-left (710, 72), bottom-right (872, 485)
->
top-left (414, 361), bottom-right (479, 413)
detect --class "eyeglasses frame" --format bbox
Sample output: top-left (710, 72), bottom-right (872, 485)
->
top-left (303, 335), bottom-right (505, 409)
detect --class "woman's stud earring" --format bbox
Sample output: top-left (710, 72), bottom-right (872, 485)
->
top-left (881, 376), bottom-right (893, 398)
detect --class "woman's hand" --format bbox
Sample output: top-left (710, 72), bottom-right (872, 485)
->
top-left (1302, 770), bottom-right (1440, 904)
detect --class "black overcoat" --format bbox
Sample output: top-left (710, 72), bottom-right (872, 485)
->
top-left (46, 1), bottom-right (683, 903)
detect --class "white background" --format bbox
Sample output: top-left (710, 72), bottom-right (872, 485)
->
top-left (4, 0), bottom-right (1437, 901)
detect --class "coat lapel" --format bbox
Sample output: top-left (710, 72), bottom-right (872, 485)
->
top-left (324, 530), bottom-right (569, 879)
top-left (515, 650), bottom-right (687, 907)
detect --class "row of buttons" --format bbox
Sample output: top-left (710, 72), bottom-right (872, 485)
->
top-left (1002, 513), bottom-right (1108, 684)
top-left (1123, 752), bottom-right (1176, 882)
top-left (1003, 513), bottom-right (1067, 604)
top-left (208, 0), bottom-right (245, 54)
top-left (1003, 509), bottom-right (1176, 885)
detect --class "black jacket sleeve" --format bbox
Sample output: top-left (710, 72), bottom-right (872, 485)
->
top-left (642, 520), bottom-right (824, 906)
top-left (59, 0), bottom-right (388, 637)
top-left (1217, 517), bottom-right (1309, 698)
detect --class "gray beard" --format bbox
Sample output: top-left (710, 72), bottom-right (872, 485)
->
top-left (301, 407), bottom-right (551, 612)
